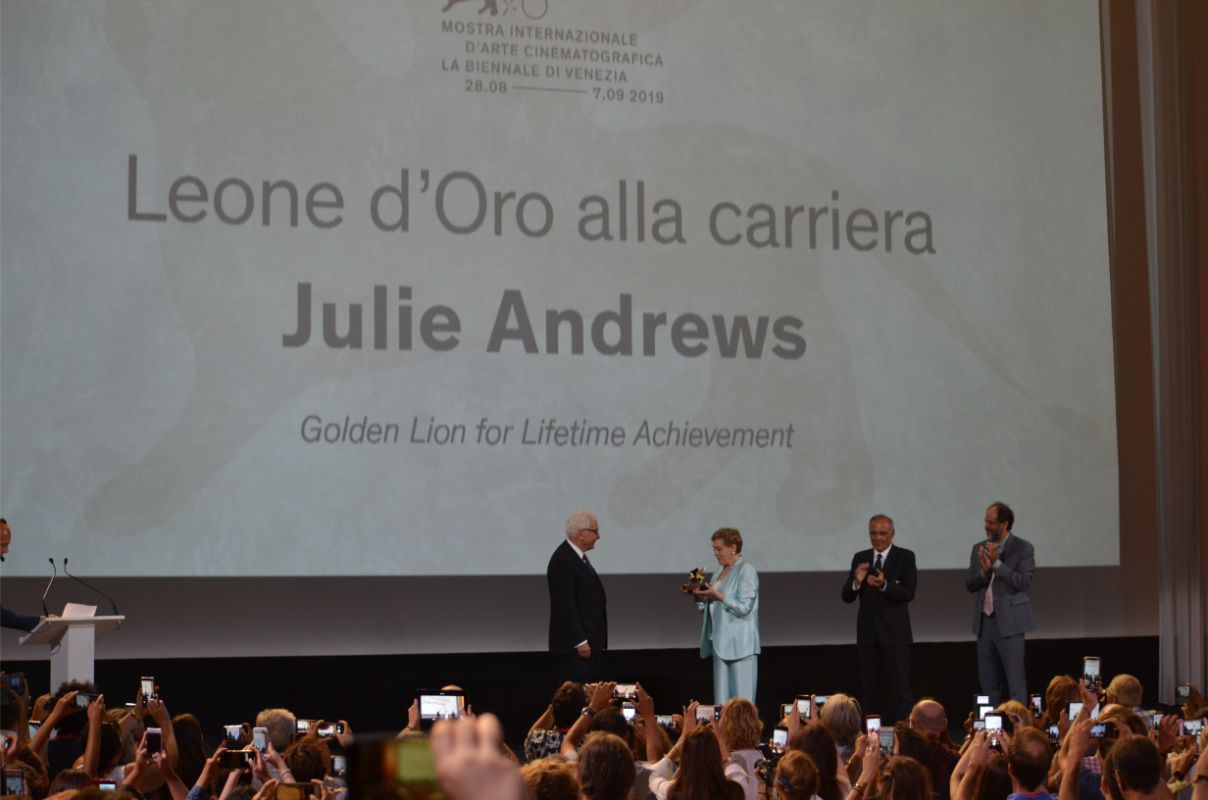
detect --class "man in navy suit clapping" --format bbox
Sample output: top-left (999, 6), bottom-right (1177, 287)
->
top-left (841, 513), bottom-right (918, 722)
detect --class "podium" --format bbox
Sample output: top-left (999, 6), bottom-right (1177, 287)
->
top-left (19, 616), bottom-right (124, 689)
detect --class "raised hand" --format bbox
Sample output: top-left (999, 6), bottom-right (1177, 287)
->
top-left (86, 694), bottom-right (107, 726)
top-left (853, 562), bottom-right (870, 584)
top-left (335, 719), bottom-right (353, 749)
top-left (430, 715), bottom-right (523, 800)
top-left (635, 684), bottom-right (655, 720)
top-left (147, 697), bottom-right (171, 726)
top-left (587, 682), bottom-right (615, 716)
top-left (978, 546), bottom-right (994, 575)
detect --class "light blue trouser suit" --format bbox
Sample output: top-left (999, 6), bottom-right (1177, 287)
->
top-left (700, 557), bottom-right (761, 703)
top-left (713, 653), bottom-right (758, 704)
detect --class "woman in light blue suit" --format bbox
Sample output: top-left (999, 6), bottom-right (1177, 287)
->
top-left (692, 527), bottom-right (760, 703)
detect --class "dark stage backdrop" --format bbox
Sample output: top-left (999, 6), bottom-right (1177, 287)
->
top-left (0, 564), bottom-right (1158, 661)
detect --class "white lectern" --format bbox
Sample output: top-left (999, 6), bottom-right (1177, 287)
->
top-left (19, 616), bottom-right (124, 689)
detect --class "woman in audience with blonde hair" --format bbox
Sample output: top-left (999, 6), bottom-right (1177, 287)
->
top-left (719, 698), bottom-right (764, 800)
top-left (995, 700), bottom-right (1031, 732)
top-left (521, 758), bottom-right (579, 800)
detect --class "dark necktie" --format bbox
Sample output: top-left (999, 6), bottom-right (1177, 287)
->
top-left (873, 552), bottom-right (883, 573)
top-left (582, 554), bottom-right (595, 573)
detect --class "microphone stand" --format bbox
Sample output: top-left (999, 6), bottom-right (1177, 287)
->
top-left (41, 557), bottom-right (58, 617)
top-left (62, 557), bottom-right (121, 622)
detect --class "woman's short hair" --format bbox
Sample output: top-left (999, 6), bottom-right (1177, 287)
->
top-left (819, 694), bottom-right (862, 748)
top-left (711, 528), bottom-right (743, 553)
top-left (577, 732), bottom-right (636, 800)
top-left (881, 756), bottom-right (933, 800)
top-left (551, 681), bottom-right (586, 728)
top-left (721, 698), bottom-right (763, 751)
top-left (522, 758), bottom-right (580, 800)
top-left (284, 740), bottom-right (330, 782)
top-left (255, 708), bottom-right (297, 752)
top-left (774, 751), bottom-right (819, 800)
top-left (996, 700), bottom-right (1031, 726)
top-left (1106, 675), bottom-right (1142, 708)
top-left (1043, 676), bottom-right (1082, 723)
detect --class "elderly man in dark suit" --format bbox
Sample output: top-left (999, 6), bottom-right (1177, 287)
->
top-left (841, 513), bottom-right (918, 722)
top-left (966, 501), bottom-right (1036, 704)
top-left (547, 510), bottom-right (607, 681)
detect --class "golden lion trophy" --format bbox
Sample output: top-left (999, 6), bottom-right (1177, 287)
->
top-left (681, 567), bottom-right (709, 594)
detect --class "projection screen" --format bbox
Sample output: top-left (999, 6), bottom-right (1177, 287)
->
top-left (0, 0), bottom-right (1117, 578)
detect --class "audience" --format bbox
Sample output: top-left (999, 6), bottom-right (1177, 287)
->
top-left (649, 727), bottom-right (743, 800)
top-left (847, 736), bottom-right (884, 800)
top-left (1042, 677), bottom-right (1084, 728)
top-left (823, 695), bottom-right (865, 762)
top-left (1104, 677), bottom-right (1143, 713)
top-left (908, 698), bottom-right (962, 799)
top-left (1007, 728), bottom-right (1055, 800)
top-left (579, 732), bottom-right (637, 800)
top-left (774, 751), bottom-right (821, 800)
top-left (253, 709), bottom-right (295, 754)
top-left (1101, 736), bottom-right (1164, 800)
top-left (970, 753), bottom-right (1013, 800)
top-left (718, 698), bottom-right (764, 800)
top-left (172, 713), bottom-right (209, 787)
top-left (792, 723), bottom-right (846, 800)
top-left (522, 757), bottom-right (580, 800)
top-left (526, 681), bottom-right (586, 762)
top-left (0, 665), bottom-right (1202, 800)
top-left (894, 723), bottom-right (931, 766)
top-left (882, 756), bottom-right (934, 800)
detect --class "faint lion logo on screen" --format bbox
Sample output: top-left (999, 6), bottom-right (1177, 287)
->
top-left (441, 0), bottom-right (549, 20)
top-left (441, 0), bottom-right (498, 15)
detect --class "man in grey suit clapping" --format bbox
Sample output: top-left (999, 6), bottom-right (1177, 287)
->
top-left (966, 502), bottom-right (1036, 704)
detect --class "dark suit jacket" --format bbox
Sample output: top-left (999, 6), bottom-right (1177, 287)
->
top-left (547, 540), bottom-right (607, 654)
top-left (965, 533), bottom-right (1036, 637)
top-left (1, 606), bottom-right (40, 632)
top-left (840, 546), bottom-right (917, 646)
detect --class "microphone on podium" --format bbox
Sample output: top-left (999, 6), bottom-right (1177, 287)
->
top-left (62, 557), bottom-right (120, 619)
top-left (42, 557), bottom-right (58, 617)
